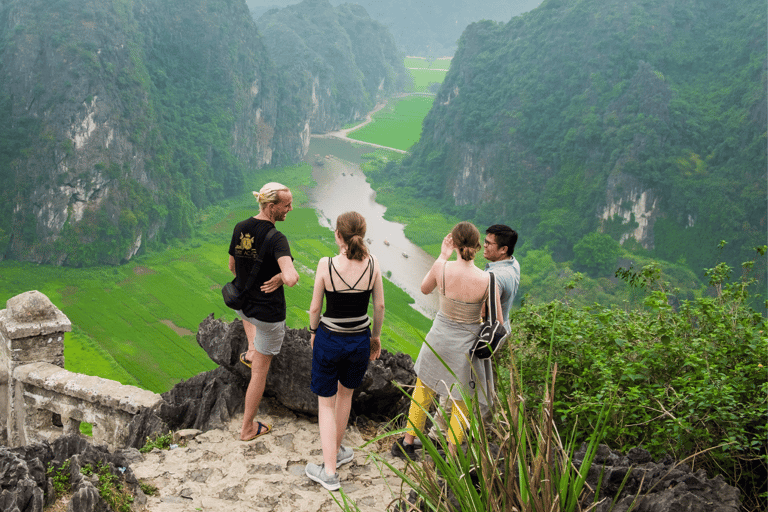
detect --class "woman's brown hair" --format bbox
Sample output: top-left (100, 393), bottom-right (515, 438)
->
top-left (336, 212), bottom-right (369, 261)
top-left (451, 221), bottom-right (481, 261)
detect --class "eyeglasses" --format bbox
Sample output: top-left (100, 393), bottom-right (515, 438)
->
top-left (483, 240), bottom-right (497, 247)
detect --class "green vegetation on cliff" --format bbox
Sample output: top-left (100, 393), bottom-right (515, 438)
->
top-left (505, 250), bottom-right (768, 509)
top-left (0, 0), bottom-right (407, 268)
top-left (386, 0), bottom-right (766, 287)
top-left (0, 0), bottom-right (282, 266)
top-left (256, 0), bottom-right (409, 133)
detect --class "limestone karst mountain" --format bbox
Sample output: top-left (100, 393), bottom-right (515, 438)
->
top-left (385, 0), bottom-right (766, 275)
top-left (0, 0), bottom-right (405, 266)
top-left (247, 0), bottom-right (544, 56)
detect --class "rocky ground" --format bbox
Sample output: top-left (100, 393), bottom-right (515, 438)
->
top-left (132, 397), bottom-right (408, 512)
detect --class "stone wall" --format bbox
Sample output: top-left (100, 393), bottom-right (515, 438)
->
top-left (0, 291), bottom-right (163, 451)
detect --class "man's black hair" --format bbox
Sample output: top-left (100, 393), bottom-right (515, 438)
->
top-left (486, 224), bottom-right (518, 257)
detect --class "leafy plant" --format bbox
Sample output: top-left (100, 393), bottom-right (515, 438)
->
top-left (93, 462), bottom-right (134, 512)
top-left (140, 481), bottom-right (159, 496)
top-left (351, 345), bottom-right (614, 511)
top-left (139, 431), bottom-right (174, 453)
top-left (80, 463), bottom-right (94, 476)
top-left (46, 460), bottom-right (71, 500)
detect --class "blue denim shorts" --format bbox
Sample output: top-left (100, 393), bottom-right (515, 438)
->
top-left (311, 325), bottom-right (371, 397)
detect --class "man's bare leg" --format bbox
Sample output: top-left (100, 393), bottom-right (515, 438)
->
top-left (240, 320), bottom-right (274, 440)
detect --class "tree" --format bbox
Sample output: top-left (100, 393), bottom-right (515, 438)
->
top-left (573, 232), bottom-right (620, 277)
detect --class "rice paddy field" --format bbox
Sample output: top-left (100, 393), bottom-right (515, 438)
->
top-left (0, 164), bottom-right (430, 393)
top-left (347, 96), bottom-right (435, 150)
top-left (409, 69), bottom-right (448, 93)
top-left (405, 57), bottom-right (450, 93)
top-left (346, 56), bottom-right (450, 149)
top-left (404, 56), bottom-right (452, 69)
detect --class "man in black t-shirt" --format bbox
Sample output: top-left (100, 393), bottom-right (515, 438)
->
top-left (228, 182), bottom-right (299, 442)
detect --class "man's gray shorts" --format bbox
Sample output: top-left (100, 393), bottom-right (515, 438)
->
top-left (237, 311), bottom-right (286, 356)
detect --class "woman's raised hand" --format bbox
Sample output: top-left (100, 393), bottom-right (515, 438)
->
top-left (439, 233), bottom-right (455, 260)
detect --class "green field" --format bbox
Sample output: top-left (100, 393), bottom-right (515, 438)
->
top-left (404, 57), bottom-right (452, 70)
top-left (0, 164), bottom-right (430, 393)
top-left (405, 57), bottom-right (450, 92)
top-left (408, 69), bottom-right (448, 93)
top-left (347, 96), bottom-right (435, 150)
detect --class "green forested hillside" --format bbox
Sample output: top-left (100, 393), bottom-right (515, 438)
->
top-left (0, 0), bottom-right (405, 267)
top-left (247, 0), bottom-right (543, 56)
top-left (387, 0), bottom-right (766, 282)
top-left (0, 0), bottom-right (285, 266)
top-left (256, 0), bottom-right (409, 133)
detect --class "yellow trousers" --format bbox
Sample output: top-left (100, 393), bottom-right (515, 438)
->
top-left (406, 378), bottom-right (469, 446)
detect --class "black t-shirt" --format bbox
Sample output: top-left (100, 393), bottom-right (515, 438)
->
top-left (228, 217), bottom-right (292, 322)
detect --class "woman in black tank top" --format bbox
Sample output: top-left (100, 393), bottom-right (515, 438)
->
top-left (305, 212), bottom-right (385, 490)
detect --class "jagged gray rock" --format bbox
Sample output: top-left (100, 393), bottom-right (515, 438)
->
top-left (125, 315), bottom-right (415, 449)
top-left (578, 445), bottom-right (741, 512)
top-left (264, 327), bottom-right (316, 414)
top-left (0, 479), bottom-right (43, 512)
top-left (0, 435), bottom-right (147, 512)
top-left (162, 365), bottom-right (247, 431)
top-left (67, 481), bottom-right (109, 512)
top-left (0, 443), bottom-right (52, 512)
top-left (195, 314), bottom-right (416, 418)
top-left (0, 452), bottom-right (46, 512)
top-left (195, 313), bottom-right (249, 379)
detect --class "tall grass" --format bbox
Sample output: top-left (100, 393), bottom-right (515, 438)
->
top-left (353, 325), bottom-right (614, 512)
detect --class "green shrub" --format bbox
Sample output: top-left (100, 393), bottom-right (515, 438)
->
top-left (506, 247), bottom-right (768, 509)
top-left (139, 481), bottom-right (159, 496)
top-left (93, 462), bottom-right (134, 512)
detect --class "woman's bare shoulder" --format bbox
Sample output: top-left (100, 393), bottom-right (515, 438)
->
top-left (315, 256), bottom-right (330, 272)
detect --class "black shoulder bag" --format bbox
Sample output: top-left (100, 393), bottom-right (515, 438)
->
top-left (222, 227), bottom-right (277, 310)
top-left (469, 272), bottom-right (508, 360)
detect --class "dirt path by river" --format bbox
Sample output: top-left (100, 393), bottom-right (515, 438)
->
top-left (314, 93), bottom-right (432, 154)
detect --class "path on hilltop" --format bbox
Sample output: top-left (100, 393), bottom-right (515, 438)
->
top-left (132, 397), bottom-right (409, 511)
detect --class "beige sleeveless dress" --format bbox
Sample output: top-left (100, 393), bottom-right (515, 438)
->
top-left (412, 263), bottom-right (495, 406)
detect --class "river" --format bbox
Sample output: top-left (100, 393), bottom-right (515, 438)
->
top-left (304, 137), bottom-right (438, 318)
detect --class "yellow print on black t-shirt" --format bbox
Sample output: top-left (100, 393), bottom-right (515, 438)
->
top-left (235, 233), bottom-right (257, 257)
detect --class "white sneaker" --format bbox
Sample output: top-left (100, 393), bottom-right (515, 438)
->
top-left (337, 445), bottom-right (354, 466)
top-left (305, 462), bottom-right (340, 491)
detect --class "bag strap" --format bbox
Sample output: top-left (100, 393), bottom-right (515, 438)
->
top-left (440, 260), bottom-right (447, 295)
top-left (241, 227), bottom-right (277, 293)
top-left (485, 272), bottom-right (498, 323)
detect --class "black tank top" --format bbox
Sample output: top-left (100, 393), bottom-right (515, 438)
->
top-left (320, 256), bottom-right (374, 333)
